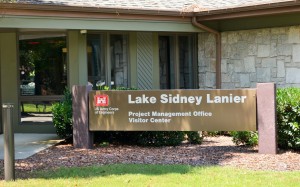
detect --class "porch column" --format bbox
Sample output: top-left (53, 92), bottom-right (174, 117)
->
top-left (67, 30), bottom-right (88, 87)
top-left (0, 33), bottom-right (18, 132)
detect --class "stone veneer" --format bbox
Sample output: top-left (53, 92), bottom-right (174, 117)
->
top-left (198, 26), bottom-right (300, 89)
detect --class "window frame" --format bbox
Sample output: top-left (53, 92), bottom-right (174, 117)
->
top-left (158, 33), bottom-right (198, 89)
top-left (87, 31), bottom-right (130, 89)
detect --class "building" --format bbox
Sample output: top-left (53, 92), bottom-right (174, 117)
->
top-left (0, 0), bottom-right (300, 133)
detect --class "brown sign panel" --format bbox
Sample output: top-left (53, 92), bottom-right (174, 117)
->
top-left (89, 89), bottom-right (257, 131)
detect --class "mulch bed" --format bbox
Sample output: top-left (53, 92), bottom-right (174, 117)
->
top-left (1, 136), bottom-right (300, 180)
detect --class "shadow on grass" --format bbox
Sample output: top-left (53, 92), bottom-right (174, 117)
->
top-left (33, 164), bottom-right (202, 179)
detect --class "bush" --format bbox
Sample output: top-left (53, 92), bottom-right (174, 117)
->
top-left (186, 131), bottom-right (203, 144)
top-left (230, 131), bottom-right (258, 146)
top-left (230, 87), bottom-right (300, 150)
top-left (203, 131), bottom-right (230, 137)
top-left (94, 131), bottom-right (184, 146)
top-left (135, 131), bottom-right (185, 146)
top-left (52, 88), bottom-right (72, 138)
top-left (94, 131), bottom-right (202, 147)
top-left (277, 87), bottom-right (300, 150)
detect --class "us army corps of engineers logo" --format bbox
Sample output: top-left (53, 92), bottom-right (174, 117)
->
top-left (94, 94), bottom-right (109, 107)
top-left (93, 94), bottom-right (119, 115)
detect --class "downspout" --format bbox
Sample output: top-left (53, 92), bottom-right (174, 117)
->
top-left (192, 17), bottom-right (221, 89)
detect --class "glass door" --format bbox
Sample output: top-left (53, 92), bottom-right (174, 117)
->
top-left (19, 33), bottom-right (67, 124)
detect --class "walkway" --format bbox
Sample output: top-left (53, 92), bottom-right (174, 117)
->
top-left (0, 133), bottom-right (62, 159)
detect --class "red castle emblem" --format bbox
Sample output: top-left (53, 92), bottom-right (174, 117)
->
top-left (94, 94), bottom-right (109, 107)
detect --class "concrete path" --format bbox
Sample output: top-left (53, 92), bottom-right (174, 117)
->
top-left (0, 133), bottom-right (62, 160)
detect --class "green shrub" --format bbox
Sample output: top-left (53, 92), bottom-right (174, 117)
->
top-left (230, 87), bottom-right (300, 150)
top-left (204, 131), bottom-right (230, 137)
top-left (52, 88), bottom-right (72, 138)
top-left (186, 131), bottom-right (203, 144)
top-left (277, 87), bottom-right (300, 150)
top-left (135, 131), bottom-right (185, 146)
top-left (94, 131), bottom-right (202, 147)
top-left (230, 131), bottom-right (258, 146)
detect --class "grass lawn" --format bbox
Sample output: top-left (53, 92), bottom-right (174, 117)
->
top-left (1, 164), bottom-right (299, 187)
top-left (21, 103), bottom-right (53, 113)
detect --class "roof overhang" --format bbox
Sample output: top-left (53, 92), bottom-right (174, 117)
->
top-left (2, 1), bottom-right (300, 32)
top-left (191, 1), bottom-right (300, 31)
top-left (196, 0), bottom-right (300, 21)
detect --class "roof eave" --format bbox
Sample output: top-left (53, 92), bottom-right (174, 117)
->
top-left (195, 1), bottom-right (300, 21)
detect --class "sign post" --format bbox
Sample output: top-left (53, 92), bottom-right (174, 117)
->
top-left (2, 103), bottom-right (15, 181)
top-left (72, 84), bottom-right (277, 154)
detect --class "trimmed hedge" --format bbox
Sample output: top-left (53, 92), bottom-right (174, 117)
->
top-left (231, 87), bottom-right (300, 150)
top-left (94, 131), bottom-right (203, 146)
top-left (277, 87), bottom-right (300, 150)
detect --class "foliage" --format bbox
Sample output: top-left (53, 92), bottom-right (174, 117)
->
top-left (135, 131), bottom-right (185, 146)
top-left (204, 131), bottom-right (230, 137)
top-left (52, 88), bottom-right (72, 138)
top-left (230, 87), bottom-right (300, 150)
top-left (95, 131), bottom-right (202, 147)
top-left (230, 131), bottom-right (258, 146)
top-left (186, 131), bottom-right (203, 144)
top-left (276, 87), bottom-right (300, 150)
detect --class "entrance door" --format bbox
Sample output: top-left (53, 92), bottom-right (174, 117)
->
top-left (19, 32), bottom-right (67, 124)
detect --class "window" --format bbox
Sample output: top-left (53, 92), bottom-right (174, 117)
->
top-left (87, 33), bottom-right (128, 88)
top-left (178, 36), bottom-right (195, 89)
top-left (159, 34), bottom-right (196, 89)
top-left (19, 32), bottom-right (67, 124)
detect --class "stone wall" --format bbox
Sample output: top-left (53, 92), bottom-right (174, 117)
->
top-left (198, 26), bottom-right (300, 89)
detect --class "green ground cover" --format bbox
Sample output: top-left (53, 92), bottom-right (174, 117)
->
top-left (21, 103), bottom-right (53, 113)
top-left (1, 164), bottom-right (299, 187)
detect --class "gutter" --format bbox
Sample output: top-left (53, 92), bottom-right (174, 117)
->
top-left (192, 17), bottom-right (221, 89)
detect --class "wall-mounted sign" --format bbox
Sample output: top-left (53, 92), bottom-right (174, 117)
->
top-left (89, 89), bottom-right (257, 131)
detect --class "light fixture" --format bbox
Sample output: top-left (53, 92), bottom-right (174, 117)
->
top-left (80, 29), bottom-right (87, 34)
